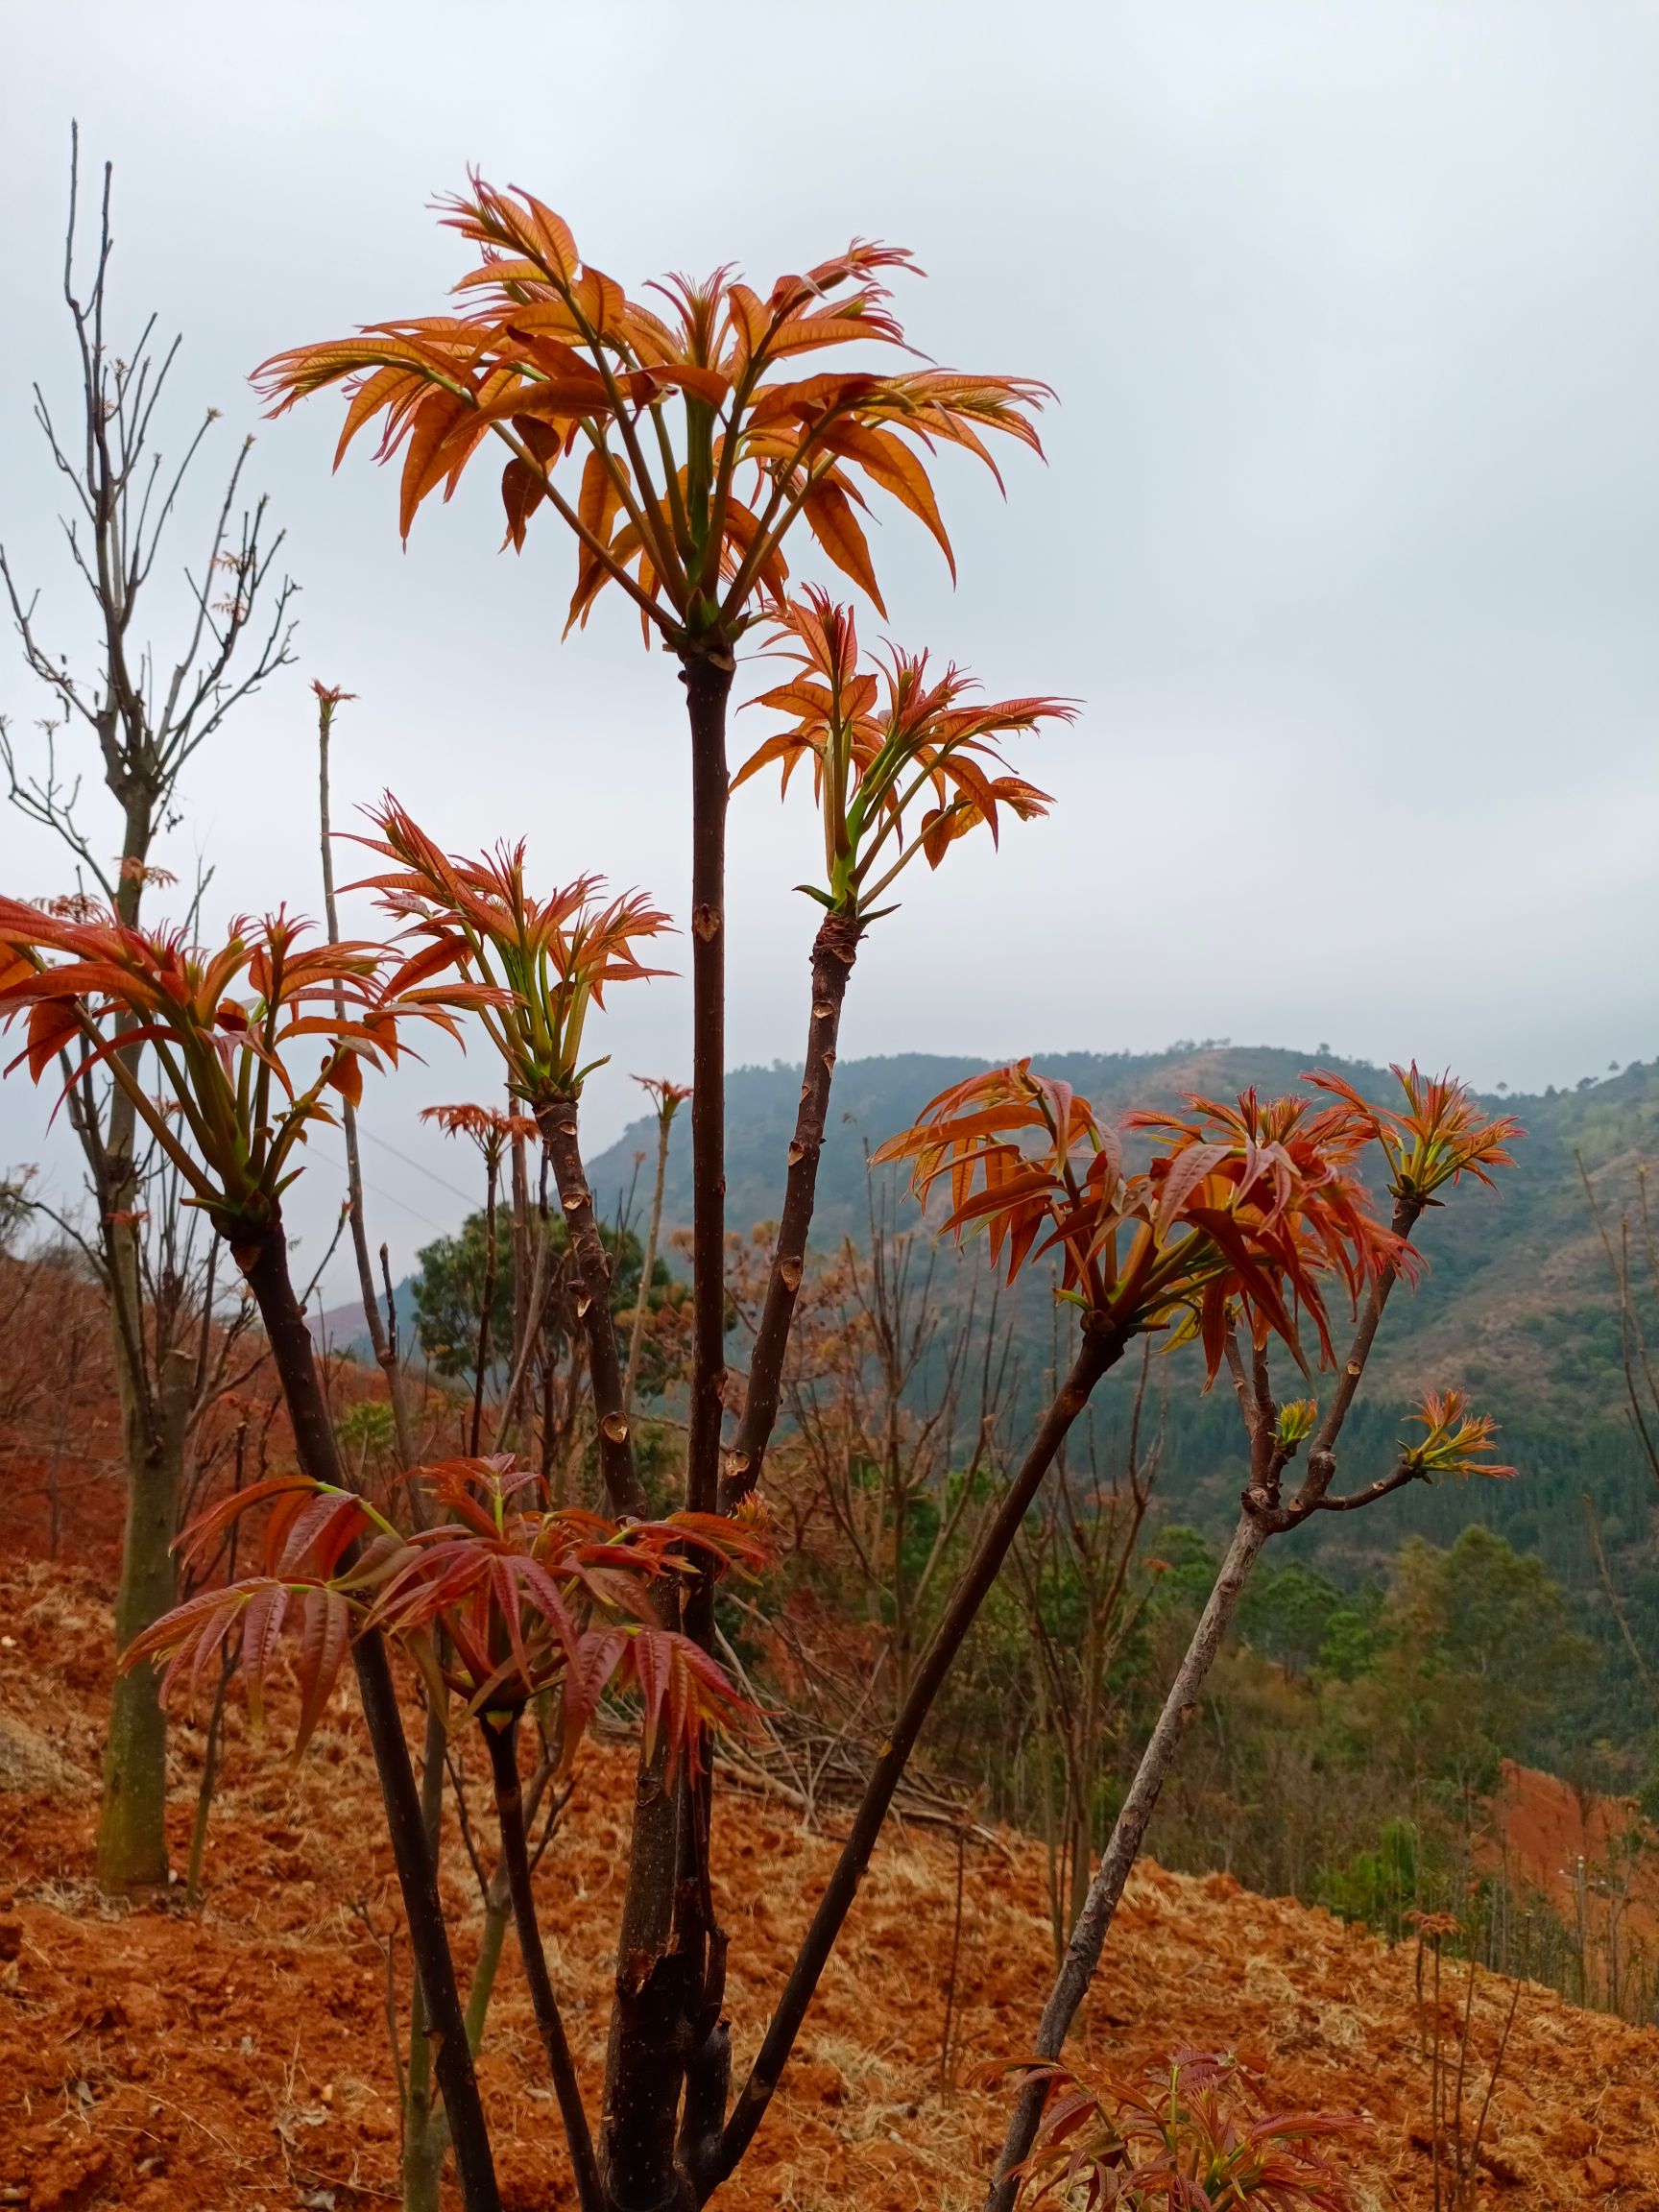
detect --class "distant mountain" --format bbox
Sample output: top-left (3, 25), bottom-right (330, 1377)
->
top-left (585, 1045), bottom-right (1373, 1250)
top-left (309, 1289), bottom-right (413, 1361)
top-left (583, 1046), bottom-right (1659, 1436)
top-left (584, 1045), bottom-right (1659, 1713)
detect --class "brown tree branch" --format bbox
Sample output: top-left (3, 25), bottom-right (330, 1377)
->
top-left (315, 685), bottom-right (418, 1471)
top-left (985, 1501), bottom-right (1271, 2212)
top-left (722, 908), bottom-right (862, 1510)
top-left (482, 1716), bottom-right (602, 2212)
top-left (987, 1202), bottom-right (1434, 2211)
top-left (709, 1322), bottom-right (1122, 2195)
top-left (536, 1094), bottom-right (646, 1519)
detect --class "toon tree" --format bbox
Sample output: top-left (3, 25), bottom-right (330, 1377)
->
top-left (0, 182), bottom-right (1519, 2212)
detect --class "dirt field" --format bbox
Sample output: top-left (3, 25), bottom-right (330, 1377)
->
top-left (2, 1550), bottom-right (1656, 2211)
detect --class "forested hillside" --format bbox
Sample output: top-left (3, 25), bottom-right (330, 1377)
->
top-left (585, 1045), bottom-right (1659, 1723)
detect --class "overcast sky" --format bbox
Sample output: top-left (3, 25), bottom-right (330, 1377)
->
top-left (1, 1), bottom-right (1655, 1300)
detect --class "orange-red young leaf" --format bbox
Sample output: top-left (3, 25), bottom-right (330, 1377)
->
top-left (732, 588), bottom-right (1069, 920)
top-left (349, 796), bottom-right (673, 1102)
top-left (874, 1061), bottom-right (1478, 1377)
top-left (254, 179), bottom-right (1050, 651)
top-left (1305, 1063), bottom-right (1522, 1205)
top-left (0, 899), bottom-right (503, 1235)
top-left (1401, 1388), bottom-right (1516, 1481)
top-left (128, 1458), bottom-right (765, 1770)
top-left (1005, 2047), bottom-right (1365, 2212)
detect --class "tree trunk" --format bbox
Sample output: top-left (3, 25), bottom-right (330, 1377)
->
top-left (92, 799), bottom-right (172, 1889)
top-left (95, 1391), bottom-right (184, 1888)
top-left (466, 1887), bottom-right (512, 2054)
top-left (400, 2123), bottom-right (446, 2212)
top-left (318, 702), bottom-right (419, 1471)
top-left (598, 1735), bottom-right (694, 2212)
top-left (397, 1693), bottom-right (448, 2211)
top-left (595, 648), bottom-right (732, 2212)
top-left (403, 1876), bottom-right (512, 2211)
top-left (469, 1160), bottom-right (498, 1456)
top-left (597, 645), bottom-right (733, 2202)
top-left (682, 650), bottom-right (733, 1522)
top-left (183, 1654), bottom-right (232, 1907)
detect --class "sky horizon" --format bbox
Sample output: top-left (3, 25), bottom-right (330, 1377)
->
top-left (1, 1), bottom-right (1654, 1301)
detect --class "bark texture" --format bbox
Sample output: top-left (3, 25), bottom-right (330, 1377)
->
top-left (92, 807), bottom-right (174, 1890)
top-left (683, 652), bottom-right (733, 1520)
top-left (538, 1096), bottom-right (645, 1519)
top-left (94, 1366), bottom-right (186, 1887)
top-left (599, 1739), bottom-right (695, 2212)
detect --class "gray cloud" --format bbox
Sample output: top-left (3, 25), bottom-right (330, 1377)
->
top-left (1, 0), bottom-right (1653, 1296)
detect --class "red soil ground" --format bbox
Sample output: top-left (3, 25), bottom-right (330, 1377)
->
top-left (1496, 1757), bottom-right (1656, 1913)
top-left (2, 1551), bottom-right (1657, 2212)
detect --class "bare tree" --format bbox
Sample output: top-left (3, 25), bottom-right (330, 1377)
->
top-left (0, 127), bottom-right (296, 1889)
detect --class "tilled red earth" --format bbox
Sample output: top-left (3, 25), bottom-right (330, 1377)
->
top-left (2, 1552), bottom-right (1655, 2211)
